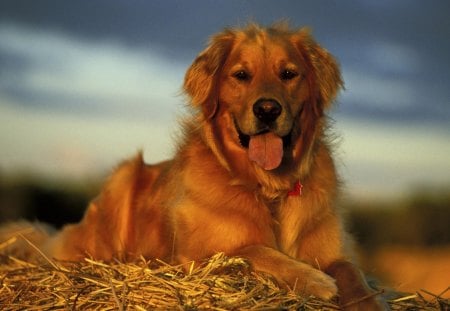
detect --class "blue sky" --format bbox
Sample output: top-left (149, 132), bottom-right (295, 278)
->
top-left (0, 0), bottom-right (449, 199)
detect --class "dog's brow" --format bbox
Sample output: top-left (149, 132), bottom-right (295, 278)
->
top-left (230, 62), bottom-right (250, 71)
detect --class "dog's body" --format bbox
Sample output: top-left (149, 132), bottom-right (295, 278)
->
top-left (2, 24), bottom-right (386, 310)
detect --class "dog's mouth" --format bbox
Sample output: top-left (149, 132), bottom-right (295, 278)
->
top-left (235, 121), bottom-right (292, 171)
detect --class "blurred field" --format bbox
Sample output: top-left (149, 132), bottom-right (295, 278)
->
top-left (371, 246), bottom-right (450, 298)
top-left (346, 189), bottom-right (450, 298)
top-left (1, 174), bottom-right (449, 298)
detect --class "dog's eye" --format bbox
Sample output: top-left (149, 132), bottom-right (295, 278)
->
top-left (233, 70), bottom-right (251, 81)
top-left (280, 69), bottom-right (299, 81)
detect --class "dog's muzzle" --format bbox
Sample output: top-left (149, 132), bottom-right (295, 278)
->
top-left (233, 98), bottom-right (293, 171)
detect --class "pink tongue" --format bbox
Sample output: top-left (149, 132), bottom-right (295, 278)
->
top-left (248, 132), bottom-right (283, 170)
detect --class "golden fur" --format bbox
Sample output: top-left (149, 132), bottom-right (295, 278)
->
top-left (2, 24), bottom-right (386, 310)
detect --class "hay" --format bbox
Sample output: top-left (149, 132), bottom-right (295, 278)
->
top-left (0, 250), bottom-right (448, 310)
top-left (0, 253), bottom-right (331, 311)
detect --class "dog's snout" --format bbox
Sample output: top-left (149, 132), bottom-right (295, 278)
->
top-left (253, 99), bottom-right (282, 123)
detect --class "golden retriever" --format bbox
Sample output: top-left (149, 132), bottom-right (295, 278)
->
top-left (2, 23), bottom-right (386, 310)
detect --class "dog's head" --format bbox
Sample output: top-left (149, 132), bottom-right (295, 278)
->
top-left (184, 24), bottom-right (342, 179)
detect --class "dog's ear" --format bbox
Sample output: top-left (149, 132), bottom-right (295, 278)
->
top-left (292, 29), bottom-right (343, 110)
top-left (184, 30), bottom-right (234, 119)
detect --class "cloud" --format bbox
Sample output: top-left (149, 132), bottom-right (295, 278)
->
top-left (339, 39), bottom-right (423, 111)
top-left (0, 23), bottom-right (186, 121)
top-left (338, 118), bottom-right (450, 198)
top-left (342, 69), bottom-right (416, 110)
top-left (0, 23), bottom-right (186, 178)
top-left (365, 40), bottom-right (421, 75)
top-left (0, 102), bottom-right (178, 179)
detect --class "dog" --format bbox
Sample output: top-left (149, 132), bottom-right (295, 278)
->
top-left (1, 23), bottom-right (386, 310)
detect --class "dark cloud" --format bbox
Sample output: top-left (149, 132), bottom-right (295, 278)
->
top-left (2, 1), bottom-right (448, 54)
top-left (336, 100), bottom-right (450, 126)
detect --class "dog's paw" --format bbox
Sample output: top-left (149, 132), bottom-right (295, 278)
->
top-left (296, 267), bottom-right (338, 300)
top-left (280, 264), bottom-right (337, 300)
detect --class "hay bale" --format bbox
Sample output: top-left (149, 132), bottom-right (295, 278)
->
top-left (0, 240), bottom-right (448, 310)
top-left (0, 253), bottom-right (329, 310)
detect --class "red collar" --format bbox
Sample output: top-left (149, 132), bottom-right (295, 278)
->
top-left (287, 180), bottom-right (303, 197)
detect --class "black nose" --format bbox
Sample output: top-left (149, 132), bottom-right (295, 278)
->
top-left (253, 99), bottom-right (282, 123)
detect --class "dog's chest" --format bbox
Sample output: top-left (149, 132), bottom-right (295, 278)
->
top-left (270, 197), bottom-right (307, 258)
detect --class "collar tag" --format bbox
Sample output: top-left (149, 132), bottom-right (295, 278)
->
top-left (287, 180), bottom-right (303, 197)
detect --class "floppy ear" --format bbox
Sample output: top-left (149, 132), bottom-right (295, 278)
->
top-left (293, 29), bottom-right (343, 110)
top-left (183, 30), bottom-right (234, 119)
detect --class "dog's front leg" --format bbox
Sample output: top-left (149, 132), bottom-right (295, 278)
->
top-left (234, 244), bottom-right (337, 300)
top-left (325, 260), bottom-right (389, 311)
